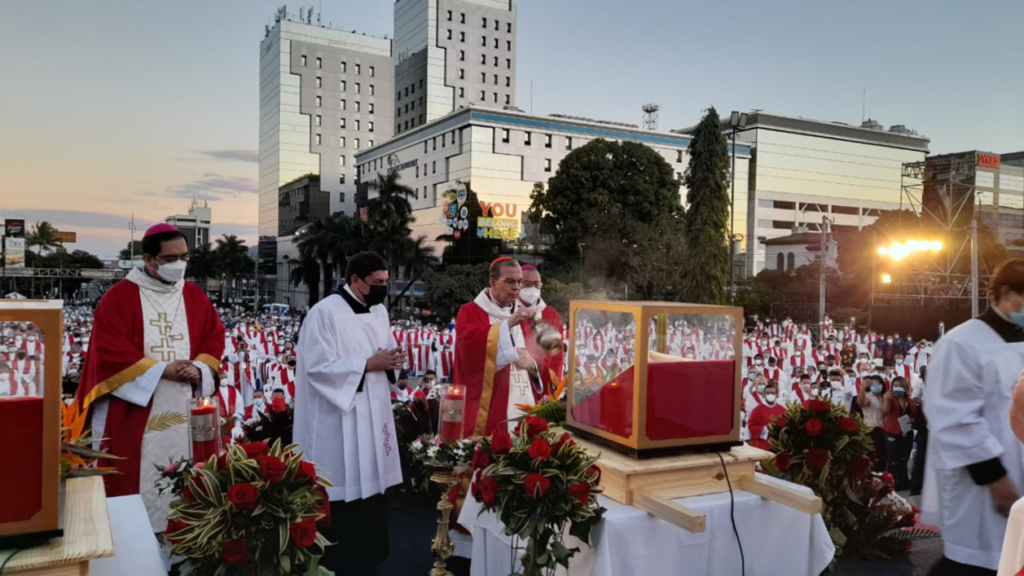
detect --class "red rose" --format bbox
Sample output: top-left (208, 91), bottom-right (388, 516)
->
top-left (166, 519), bottom-right (188, 545)
top-left (472, 447), bottom-right (490, 470)
top-left (242, 441), bottom-right (269, 459)
top-left (894, 510), bottom-right (916, 528)
top-left (289, 517), bottom-right (317, 549)
top-left (260, 456), bottom-right (286, 483)
top-left (838, 417), bottom-right (859, 433)
top-left (805, 448), bottom-right (829, 471)
top-left (314, 485), bottom-right (332, 528)
top-left (586, 465), bottom-right (602, 486)
top-left (490, 431), bottom-right (512, 454)
top-left (524, 473), bottom-right (550, 498)
top-left (271, 396), bottom-right (288, 413)
top-left (808, 400), bottom-right (831, 413)
top-left (471, 476), bottom-right (500, 507)
top-left (295, 461), bottom-right (318, 482)
top-left (805, 419), bottom-right (823, 436)
top-left (221, 539), bottom-right (249, 565)
top-left (529, 438), bottom-right (552, 462)
top-left (227, 483), bottom-right (259, 509)
top-left (553, 432), bottom-right (575, 452)
top-left (216, 455), bottom-right (228, 472)
top-left (516, 416), bottom-right (548, 438)
top-left (569, 482), bottom-right (591, 506)
top-left (774, 452), bottom-right (792, 472)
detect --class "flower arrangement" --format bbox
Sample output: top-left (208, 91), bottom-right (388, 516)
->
top-left (242, 396), bottom-right (293, 446)
top-left (155, 457), bottom-right (191, 497)
top-left (472, 417), bottom-right (605, 576)
top-left (164, 440), bottom-right (334, 576)
top-left (408, 434), bottom-right (478, 467)
top-left (61, 401), bottom-right (119, 479)
top-left (764, 399), bottom-right (916, 558)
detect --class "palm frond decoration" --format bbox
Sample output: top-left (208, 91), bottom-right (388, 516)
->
top-left (146, 412), bottom-right (188, 434)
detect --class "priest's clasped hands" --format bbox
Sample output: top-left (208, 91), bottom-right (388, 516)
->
top-left (368, 347), bottom-right (407, 372)
top-left (162, 359), bottom-right (201, 384)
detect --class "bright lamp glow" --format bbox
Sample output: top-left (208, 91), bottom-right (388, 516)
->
top-left (878, 247), bottom-right (889, 255)
top-left (931, 241), bottom-right (943, 251)
top-left (890, 244), bottom-right (909, 261)
top-left (882, 274), bottom-right (892, 284)
top-left (906, 240), bottom-right (919, 251)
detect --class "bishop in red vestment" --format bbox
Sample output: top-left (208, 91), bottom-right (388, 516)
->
top-left (518, 265), bottom-right (565, 398)
top-left (454, 258), bottom-right (537, 437)
top-left (75, 225), bottom-right (223, 530)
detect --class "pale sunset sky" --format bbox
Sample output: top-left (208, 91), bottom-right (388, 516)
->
top-left (2, 0), bottom-right (1022, 258)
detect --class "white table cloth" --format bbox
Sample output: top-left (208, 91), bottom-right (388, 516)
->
top-left (459, 473), bottom-right (834, 576)
top-left (90, 495), bottom-right (167, 576)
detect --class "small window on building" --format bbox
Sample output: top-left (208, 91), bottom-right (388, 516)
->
top-left (340, 80), bottom-right (346, 91)
top-left (355, 64), bottom-right (361, 75)
top-left (432, 161), bottom-right (437, 174)
top-left (507, 22), bottom-right (512, 33)
top-left (502, 128), bottom-right (510, 143)
top-left (777, 253), bottom-right (785, 270)
top-left (493, 74), bottom-right (498, 85)
top-left (447, 9), bottom-right (452, 21)
top-left (493, 92), bottom-right (498, 102)
top-left (459, 68), bottom-right (465, 79)
top-left (369, 84), bottom-right (375, 96)
top-left (676, 150), bottom-right (683, 163)
top-left (355, 101), bottom-right (360, 112)
top-left (544, 159), bottom-right (552, 173)
top-left (354, 138), bottom-right (360, 149)
top-left (420, 113), bottom-right (424, 123)
top-left (447, 29), bottom-right (452, 40)
top-left (506, 58), bottom-right (512, 69)
top-left (482, 35), bottom-right (487, 46)
top-left (433, 137), bottom-right (437, 151)
top-left (355, 119), bottom-right (360, 130)
top-left (315, 114), bottom-right (321, 126)
top-left (339, 137), bottom-right (345, 148)
top-left (315, 57), bottom-right (321, 68)
top-left (340, 61), bottom-right (346, 73)
top-left (340, 118), bottom-right (346, 128)
top-left (787, 252), bottom-right (796, 271)
top-left (459, 87), bottom-right (465, 98)
top-left (480, 72), bottom-right (486, 82)
top-left (340, 155), bottom-right (346, 166)
top-left (480, 90), bottom-right (486, 101)
top-left (301, 55), bottom-right (307, 66)
top-left (566, 137), bottom-right (573, 150)
top-left (459, 50), bottom-right (465, 61)
top-left (369, 66), bottom-right (375, 77)
top-left (460, 31), bottom-right (465, 42)
top-left (494, 38), bottom-right (499, 49)
top-left (480, 54), bottom-right (486, 65)
top-left (504, 94), bottom-right (510, 105)
top-left (507, 40), bottom-right (512, 51)
top-left (482, 17), bottom-right (487, 27)
top-left (494, 19), bottom-right (500, 31)
top-left (460, 12), bottom-right (465, 24)
top-left (369, 121), bottom-right (374, 132)
top-left (315, 133), bottom-right (321, 145)
top-left (544, 134), bottom-right (552, 148)
top-left (676, 172), bottom-right (683, 181)
top-left (341, 99), bottom-right (346, 110)
top-left (525, 131), bottom-right (532, 145)
top-left (355, 83), bottom-right (360, 93)
top-left (424, 141), bottom-right (428, 153)
top-left (315, 95), bottom-right (321, 107)
top-left (315, 76), bottom-right (322, 87)
top-left (505, 76), bottom-right (511, 87)
top-left (415, 166), bottom-right (419, 178)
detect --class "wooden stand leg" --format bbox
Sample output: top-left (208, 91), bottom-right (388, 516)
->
top-left (738, 475), bottom-right (822, 514)
top-left (634, 492), bottom-right (706, 533)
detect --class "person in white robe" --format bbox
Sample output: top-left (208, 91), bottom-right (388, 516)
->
top-left (925, 259), bottom-right (1024, 576)
top-left (294, 252), bottom-right (405, 576)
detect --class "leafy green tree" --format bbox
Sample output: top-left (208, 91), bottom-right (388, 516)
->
top-left (187, 243), bottom-right (216, 292)
top-left (680, 108), bottom-right (731, 304)
top-left (438, 181), bottom-right (502, 266)
top-left (26, 221), bottom-right (61, 255)
top-left (423, 263), bottom-right (489, 322)
top-left (118, 240), bottom-right (143, 261)
top-left (529, 138), bottom-right (682, 281)
top-left (626, 215), bottom-right (689, 301)
top-left (213, 234), bottom-right (253, 302)
top-left (289, 252), bottom-right (321, 308)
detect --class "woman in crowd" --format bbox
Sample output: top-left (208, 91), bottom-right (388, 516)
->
top-left (883, 375), bottom-right (916, 491)
top-left (858, 373), bottom-right (888, 472)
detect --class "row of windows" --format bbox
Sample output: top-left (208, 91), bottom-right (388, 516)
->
top-left (454, 50), bottom-right (512, 69)
top-left (500, 130), bottom-right (572, 151)
top-left (473, 90), bottom-right (511, 104)
top-left (397, 80), bottom-right (425, 102)
top-left (314, 97), bottom-right (376, 115)
top-left (301, 56), bottom-right (374, 76)
top-left (321, 135), bottom-right (374, 149)
top-left (445, 29), bottom-right (513, 51)
top-left (399, 115), bottom-right (426, 133)
top-left (457, 70), bottom-right (511, 87)
top-left (397, 96), bottom-right (424, 118)
top-left (315, 77), bottom-right (376, 96)
top-left (314, 115), bottom-right (375, 133)
top-left (446, 10), bottom-right (513, 33)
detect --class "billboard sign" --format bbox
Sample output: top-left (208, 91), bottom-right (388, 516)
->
top-left (3, 237), bottom-right (25, 268)
top-left (55, 231), bottom-right (77, 243)
top-left (4, 219), bottom-right (25, 238)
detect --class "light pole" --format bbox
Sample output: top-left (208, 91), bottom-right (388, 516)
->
top-left (578, 242), bottom-right (585, 285)
top-left (727, 111), bottom-right (748, 302)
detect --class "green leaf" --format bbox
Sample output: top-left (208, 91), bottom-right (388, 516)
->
top-left (280, 554), bottom-right (292, 573)
top-left (279, 521), bottom-right (290, 554)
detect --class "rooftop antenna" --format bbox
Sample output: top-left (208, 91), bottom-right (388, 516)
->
top-left (317, 2), bottom-right (322, 25)
top-left (307, 7), bottom-right (313, 24)
top-left (642, 102), bottom-right (660, 131)
top-left (862, 89), bottom-right (866, 124)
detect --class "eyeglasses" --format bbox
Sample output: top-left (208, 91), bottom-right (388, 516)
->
top-left (522, 281), bottom-right (543, 289)
top-left (500, 278), bottom-right (523, 287)
top-left (157, 253), bottom-right (191, 264)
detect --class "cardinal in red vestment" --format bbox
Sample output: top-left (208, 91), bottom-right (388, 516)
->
top-left (454, 258), bottom-right (538, 437)
top-left (75, 224), bottom-right (223, 530)
top-left (517, 265), bottom-right (564, 397)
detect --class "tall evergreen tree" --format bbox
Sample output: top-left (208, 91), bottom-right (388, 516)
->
top-left (680, 107), bottom-right (731, 304)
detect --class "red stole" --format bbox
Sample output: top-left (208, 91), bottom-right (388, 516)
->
top-left (454, 301), bottom-right (512, 437)
top-left (75, 279), bottom-right (224, 498)
top-left (219, 385), bottom-right (239, 419)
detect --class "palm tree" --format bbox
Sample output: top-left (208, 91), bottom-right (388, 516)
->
top-left (213, 234), bottom-right (252, 303)
top-left (26, 221), bottom-right (61, 255)
top-left (289, 252), bottom-right (321, 307)
top-left (187, 242), bottom-right (216, 292)
top-left (392, 235), bottom-right (439, 303)
top-left (295, 218), bottom-right (333, 301)
top-left (365, 172), bottom-right (418, 304)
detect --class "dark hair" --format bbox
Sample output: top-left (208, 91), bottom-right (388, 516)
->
top-left (991, 259), bottom-right (1024, 302)
top-left (489, 258), bottom-right (520, 280)
top-left (346, 252), bottom-right (388, 285)
top-left (142, 230), bottom-right (187, 257)
top-left (799, 373), bottom-right (811, 381)
top-left (425, 369), bottom-right (437, 377)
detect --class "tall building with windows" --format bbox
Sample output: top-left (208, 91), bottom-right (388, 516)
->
top-left (165, 201), bottom-right (212, 252)
top-left (393, 0), bottom-right (517, 135)
top-left (259, 8), bottom-right (395, 304)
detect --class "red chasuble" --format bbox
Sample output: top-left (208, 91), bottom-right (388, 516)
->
top-left (75, 279), bottom-right (224, 497)
top-left (520, 305), bottom-right (564, 398)
top-left (454, 301), bottom-right (512, 437)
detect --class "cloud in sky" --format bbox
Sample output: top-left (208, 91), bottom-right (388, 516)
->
top-left (2, 208), bottom-right (158, 231)
top-left (161, 173), bottom-right (257, 201)
top-left (198, 149), bottom-right (259, 163)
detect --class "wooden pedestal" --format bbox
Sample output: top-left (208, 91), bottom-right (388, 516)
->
top-left (571, 435), bottom-right (822, 533)
top-left (0, 477), bottom-right (115, 575)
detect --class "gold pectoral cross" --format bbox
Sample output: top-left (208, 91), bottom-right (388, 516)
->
top-left (149, 312), bottom-right (184, 362)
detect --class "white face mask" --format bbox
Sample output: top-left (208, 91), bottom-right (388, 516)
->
top-left (253, 398), bottom-right (265, 408)
top-left (0, 375), bottom-right (8, 383)
top-left (519, 287), bottom-right (541, 305)
top-left (157, 260), bottom-right (187, 283)
top-left (754, 359), bottom-right (763, 366)
top-left (895, 359), bottom-right (903, 365)
top-left (765, 393), bottom-right (777, 404)
top-left (27, 336), bottom-right (36, 342)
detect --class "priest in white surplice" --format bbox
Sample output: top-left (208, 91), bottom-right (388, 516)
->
top-left (295, 252), bottom-right (405, 576)
top-left (925, 259), bottom-right (1024, 576)
top-left (77, 224), bottom-right (223, 532)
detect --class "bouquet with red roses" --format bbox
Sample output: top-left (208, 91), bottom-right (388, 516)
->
top-left (762, 400), bottom-right (915, 558)
top-left (471, 417), bottom-right (605, 576)
top-left (164, 440), bottom-right (334, 576)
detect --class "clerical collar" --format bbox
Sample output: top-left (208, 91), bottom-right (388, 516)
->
top-left (337, 285), bottom-right (371, 314)
top-left (486, 290), bottom-right (515, 313)
top-left (979, 307), bottom-right (1024, 343)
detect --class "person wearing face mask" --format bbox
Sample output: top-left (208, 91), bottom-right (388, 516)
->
top-left (295, 251), bottom-right (406, 576)
top-left (515, 264), bottom-right (565, 399)
top-left (791, 373), bottom-right (814, 407)
top-left (823, 369), bottom-right (856, 411)
top-left (892, 352), bottom-right (913, 383)
top-left (21, 331), bottom-right (43, 359)
top-left (748, 381), bottom-right (785, 450)
top-left (857, 374), bottom-right (889, 471)
top-left (63, 342), bottom-right (86, 396)
top-left (882, 376), bottom-right (915, 491)
top-left (0, 362), bottom-right (14, 397)
top-left (744, 375), bottom-right (770, 415)
top-left (11, 349), bottom-right (38, 397)
top-left (434, 326), bottom-right (456, 381)
top-left (245, 387), bottom-right (267, 419)
top-left (923, 259), bottom-right (1024, 576)
top-left (217, 371), bottom-right (245, 443)
top-left (74, 223), bottom-right (224, 532)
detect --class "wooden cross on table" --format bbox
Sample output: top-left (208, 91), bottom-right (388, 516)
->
top-left (149, 312), bottom-right (184, 362)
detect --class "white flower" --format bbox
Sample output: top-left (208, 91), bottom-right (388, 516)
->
top-left (427, 446), bottom-right (439, 458)
top-left (454, 448), bottom-right (466, 458)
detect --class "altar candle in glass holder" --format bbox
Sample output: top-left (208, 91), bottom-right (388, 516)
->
top-left (188, 397), bottom-right (220, 465)
top-left (439, 385), bottom-right (466, 441)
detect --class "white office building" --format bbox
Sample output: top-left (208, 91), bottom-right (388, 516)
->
top-left (165, 201), bottom-right (212, 252)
